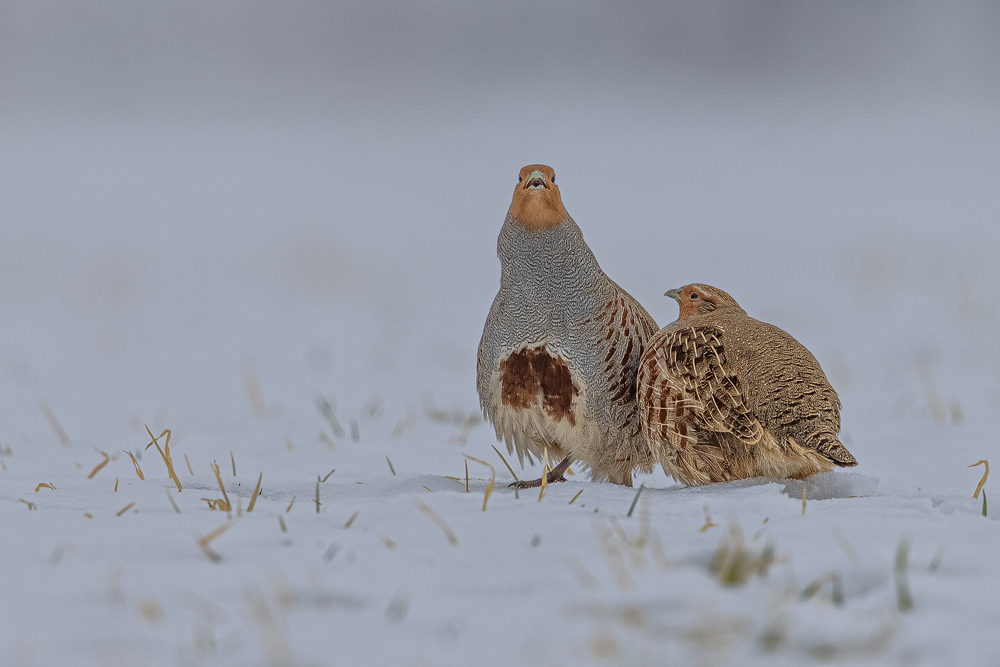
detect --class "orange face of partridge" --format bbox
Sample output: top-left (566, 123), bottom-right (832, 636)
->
top-left (666, 284), bottom-right (741, 320)
top-left (508, 164), bottom-right (568, 231)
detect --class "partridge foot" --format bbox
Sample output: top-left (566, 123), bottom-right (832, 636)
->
top-left (509, 456), bottom-right (572, 489)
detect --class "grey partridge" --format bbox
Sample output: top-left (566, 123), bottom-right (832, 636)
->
top-left (477, 165), bottom-right (658, 487)
top-left (637, 284), bottom-right (857, 486)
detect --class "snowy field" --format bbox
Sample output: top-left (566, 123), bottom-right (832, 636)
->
top-left (3, 2), bottom-right (1000, 665)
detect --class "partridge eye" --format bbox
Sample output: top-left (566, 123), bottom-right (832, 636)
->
top-left (518, 176), bottom-right (523, 183)
top-left (690, 293), bottom-right (698, 299)
top-left (551, 174), bottom-right (555, 183)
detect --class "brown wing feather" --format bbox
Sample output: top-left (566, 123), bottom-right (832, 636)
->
top-left (639, 325), bottom-right (762, 450)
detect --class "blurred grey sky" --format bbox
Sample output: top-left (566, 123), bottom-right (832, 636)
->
top-left (2, 1), bottom-right (998, 122)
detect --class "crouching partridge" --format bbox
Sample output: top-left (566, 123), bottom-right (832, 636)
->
top-left (477, 165), bottom-right (658, 487)
top-left (637, 284), bottom-right (857, 485)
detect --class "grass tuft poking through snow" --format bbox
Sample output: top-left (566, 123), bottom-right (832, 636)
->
top-left (711, 523), bottom-right (776, 587)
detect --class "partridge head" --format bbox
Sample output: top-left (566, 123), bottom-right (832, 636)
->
top-left (507, 165), bottom-right (568, 231)
top-left (664, 284), bottom-right (743, 319)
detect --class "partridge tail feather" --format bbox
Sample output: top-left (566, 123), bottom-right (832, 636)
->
top-left (815, 435), bottom-right (858, 468)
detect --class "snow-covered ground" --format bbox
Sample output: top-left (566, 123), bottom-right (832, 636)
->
top-left (3, 3), bottom-right (1000, 665)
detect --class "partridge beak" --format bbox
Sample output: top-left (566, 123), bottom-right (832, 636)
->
top-left (664, 288), bottom-right (681, 301)
top-left (524, 170), bottom-right (547, 190)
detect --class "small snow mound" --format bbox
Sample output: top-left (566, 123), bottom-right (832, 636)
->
top-left (780, 472), bottom-right (879, 500)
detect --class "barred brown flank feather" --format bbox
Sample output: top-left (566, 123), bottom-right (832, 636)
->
top-left (638, 283), bottom-right (857, 486)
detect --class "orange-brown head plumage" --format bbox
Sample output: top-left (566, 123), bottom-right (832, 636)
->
top-left (507, 164), bottom-right (568, 231)
top-left (665, 284), bottom-right (743, 321)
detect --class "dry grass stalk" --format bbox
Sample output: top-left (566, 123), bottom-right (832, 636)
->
top-left (314, 481), bottom-right (321, 513)
top-left (84, 512), bottom-right (93, 518)
top-left (751, 517), bottom-right (770, 541)
top-left (443, 476), bottom-right (464, 486)
top-left (247, 472), bottom-right (262, 512)
top-left (202, 498), bottom-right (228, 510)
top-left (802, 485), bottom-right (807, 515)
top-left (465, 455), bottom-right (496, 511)
top-left (184, 453), bottom-right (193, 475)
top-left (491, 445), bottom-right (520, 483)
top-left (114, 477), bottom-right (118, 492)
top-left (197, 518), bottom-right (237, 562)
top-left (279, 515), bottom-right (287, 532)
top-left (284, 496), bottom-right (295, 513)
top-left (801, 571), bottom-right (844, 605)
top-left (321, 469), bottom-right (335, 482)
top-left (210, 461), bottom-right (231, 511)
top-left (344, 511), bottom-right (359, 528)
top-left (565, 556), bottom-right (600, 590)
top-left (320, 433), bottom-right (336, 450)
top-left (450, 414), bottom-right (481, 445)
top-left (969, 460), bottom-right (989, 499)
top-left (19, 499), bottom-right (37, 510)
top-left (699, 506), bottom-right (718, 532)
top-left (381, 535), bottom-right (396, 549)
top-left (166, 489), bottom-right (181, 514)
top-left (423, 486), bottom-right (433, 492)
top-left (895, 538), bottom-right (914, 611)
top-left (610, 516), bottom-right (648, 570)
top-left (421, 393), bottom-right (453, 423)
top-left (569, 489), bottom-right (584, 505)
top-left (237, 495), bottom-right (243, 517)
top-left (145, 427), bottom-right (183, 492)
top-left (638, 495), bottom-right (651, 549)
top-left (626, 485), bottom-right (644, 518)
top-left (40, 400), bottom-right (71, 447)
top-left (609, 516), bottom-right (629, 544)
top-left (117, 502), bottom-right (136, 516)
top-left (199, 518), bottom-right (236, 547)
top-left (230, 451), bottom-right (236, 477)
top-left (832, 528), bottom-right (860, 563)
top-left (538, 447), bottom-right (550, 502)
top-left (244, 585), bottom-right (294, 664)
top-left (465, 460), bottom-right (470, 492)
top-left (649, 528), bottom-right (675, 569)
top-left (285, 437), bottom-right (294, 451)
top-left (315, 395), bottom-right (344, 437)
top-left (88, 449), bottom-right (111, 479)
top-left (243, 360), bottom-right (267, 417)
top-left (594, 519), bottom-right (632, 591)
top-left (125, 451), bottom-right (145, 480)
top-left (917, 364), bottom-right (947, 422)
top-left (414, 500), bottom-right (458, 546)
top-left (391, 412), bottom-right (416, 438)
top-left (929, 546), bottom-right (945, 573)
top-left (386, 456), bottom-right (396, 476)
top-left (34, 482), bottom-right (55, 492)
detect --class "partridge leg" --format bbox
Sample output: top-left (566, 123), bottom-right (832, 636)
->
top-left (509, 455), bottom-right (572, 489)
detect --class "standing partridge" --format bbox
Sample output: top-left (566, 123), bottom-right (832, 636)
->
top-left (637, 284), bottom-right (857, 485)
top-left (477, 165), bottom-right (658, 487)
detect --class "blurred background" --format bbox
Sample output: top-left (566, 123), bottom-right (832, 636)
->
top-left (1, 0), bottom-right (999, 491)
